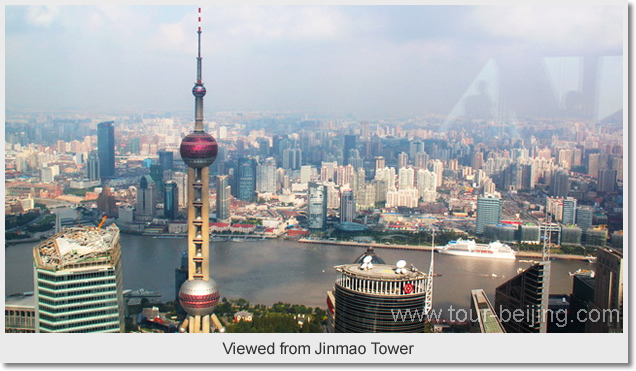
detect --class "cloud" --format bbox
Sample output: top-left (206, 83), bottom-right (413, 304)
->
top-left (26, 5), bottom-right (60, 27)
top-left (468, 6), bottom-right (622, 54)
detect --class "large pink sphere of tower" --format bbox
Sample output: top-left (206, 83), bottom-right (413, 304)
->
top-left (180, 132), bottom-right (218, 168)
top-left (179, 279), bottom-right (221, 317)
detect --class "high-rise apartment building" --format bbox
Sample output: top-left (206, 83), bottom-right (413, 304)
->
top-left (398, 167), bottom-right (415, 190)
top-left (97, 121), bottom-right (115, 179)
top-left (33, 225), bottom-right (124, 333)
top-left (476, 193), bottom-right (502, 234)
top-left (256, 158), bottom-right (277, 193)
top-left (551, 169), bottom-right (570, 198)
top-left (597, 168), bottom-right (617, 193)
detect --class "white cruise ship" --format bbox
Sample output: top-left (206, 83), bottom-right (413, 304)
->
top-left (438, 239), bottom-right (516, 260)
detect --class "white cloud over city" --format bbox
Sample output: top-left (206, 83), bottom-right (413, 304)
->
top-left (5, 5), bottom-right (624, 118)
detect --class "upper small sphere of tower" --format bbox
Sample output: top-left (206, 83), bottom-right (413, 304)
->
top-left (180, 132), bottom-right (218, 168)
top-left (192, 83), bottom-right (206, 98)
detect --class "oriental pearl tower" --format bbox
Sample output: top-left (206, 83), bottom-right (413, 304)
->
top-left (177, 7), bottom-right (221, 333)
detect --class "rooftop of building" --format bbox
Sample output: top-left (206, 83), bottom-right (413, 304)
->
top-left (470, 289), bottom-right (505, 333)
top-left (5, 292), bottom-right (36, 310)
top-left (33, 224), bottom-right (120, 271)
top-left (335, 261), bottom-right (427, 281)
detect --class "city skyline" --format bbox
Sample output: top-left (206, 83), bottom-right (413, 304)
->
top-left (6, 5), bottom-right (623, 120)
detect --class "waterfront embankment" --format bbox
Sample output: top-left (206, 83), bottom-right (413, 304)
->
top-left (297, 238), bottom-right (590, 261)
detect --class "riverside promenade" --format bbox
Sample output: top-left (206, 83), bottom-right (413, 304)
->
top-left (297, 238), bottom-right (590, 261)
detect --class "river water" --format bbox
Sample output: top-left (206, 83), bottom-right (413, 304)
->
top-left (5, 230), bottom-right (591, 317)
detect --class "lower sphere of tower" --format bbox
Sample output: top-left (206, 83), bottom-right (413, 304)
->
top-left (180, 132), bottom-right (218, 168)
top-left (179, 279), bottom-right (220, 317)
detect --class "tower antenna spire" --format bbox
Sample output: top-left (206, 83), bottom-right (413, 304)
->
top-left (197, 7), bottom-right (202, 84)
top-left (191, 6), bottom-right (206, 132)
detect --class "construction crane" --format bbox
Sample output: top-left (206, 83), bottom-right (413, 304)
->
top-left (97, 215), bottom-right (108, 229)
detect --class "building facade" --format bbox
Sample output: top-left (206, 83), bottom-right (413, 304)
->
top-left (33, 225), bottom-right (124, 333)
top-left (476, 193), bottom-right (502, 234)
top-left (237, 157), bottom-right (257, 202)
top-left (86, 151), bottom-right (100, 181)
top-left (216, 175), bottom-right (231, 223)
top-left (97, 121), bottom-right (116, 179)
top-left (307, 182), bottom-right (327, 230)
top-left (495, 261), bottom-right (551, 333)
top-left (333, 261), bottom-right (431, 332)
top-left (164, 180), bottom-right (179, 220)
top-left (587, 248), bottom-right (622, 332)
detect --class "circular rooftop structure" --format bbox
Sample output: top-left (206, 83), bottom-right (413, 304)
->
top-left (353, 247), bottom-right (386, 265)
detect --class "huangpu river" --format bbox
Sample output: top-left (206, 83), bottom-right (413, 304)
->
top-left (6, 230), bottom-right (590, 317)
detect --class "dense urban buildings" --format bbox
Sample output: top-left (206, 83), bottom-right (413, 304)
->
top-left (3, 6), bottom-right (624, 338)
top-left (32, 225), bottom-right (125, 333)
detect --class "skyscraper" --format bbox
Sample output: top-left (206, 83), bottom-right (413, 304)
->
top-left (216, 175), bottom-right (231, 223)
top-left (339, 190), bottom-right (355, 223)
top-left (135, 175), bottom-right (156, 221)
top-left (256, 158), bottom-right (276, 193)
top-left (586, 248), bottom-right (622, 333)
top-left (177, 8), bottom-right (221, 333)
top-left (562, 197), bottom-right (577, 225)
top-left (164, 180), bottom-right (179, 220)
top-left (343, 135), bottom-right (357, 166)
top-left (158, 150), bottom-right (174, 172)
top-left (237, 156), bottom-right (257, 202)
top-left (495, 261), bottom-right (551, 333)
top-left (597, 168), bottom-right (617, 193)
top-left (331, 254), bottom-right (433, 333)
top-left (86, 151), bottom-right (100, 181)
top-left (576, 205), bottom-right (593, 230)
top-left (476, 193), bottom-right (502, 234)
top-left (97, 121), bottom-right (115, 179)
top-left (33, 225), bottom-right (124, 333)
top-left (307, 182), bottom-right (327, 230)
top-left (551, 169), bottom-right (570, 198)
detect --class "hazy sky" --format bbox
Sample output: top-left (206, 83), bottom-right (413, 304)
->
top-left (5, 5), bottom-right (624, 118)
